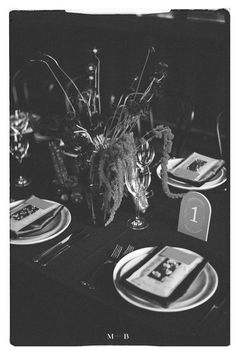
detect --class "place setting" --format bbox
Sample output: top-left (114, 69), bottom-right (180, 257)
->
top-left (156, 152), bottom-right (227, 191)
top-left (75, 238), bottom-right (220, 324)
top-left (10, 195), bottom-right (72, 245)
top-left (113, 245), bottom-right (218, 313)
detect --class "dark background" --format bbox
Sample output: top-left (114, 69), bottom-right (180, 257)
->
top-left (10, 10), bottom-right (229, 143)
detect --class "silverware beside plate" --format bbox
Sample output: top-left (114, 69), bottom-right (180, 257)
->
top-left (39, 243), bottom-right (72, 267)
top-left (80, 244), bottom-right (135, 290)
top-left (33, 229), bottom-right (90, 266)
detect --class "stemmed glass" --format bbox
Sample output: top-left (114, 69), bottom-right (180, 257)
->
top-left (10, 110), bottom-right (31, 187)
top-left (125, 164), bottom-right (150, 230)
top-left (10, 132), bottom-right (31, 187)
top-left (136, 139), bottom-right (155, 197)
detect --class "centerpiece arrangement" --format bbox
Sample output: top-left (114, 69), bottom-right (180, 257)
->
top-left (26, 47), bottom-right (183, 226)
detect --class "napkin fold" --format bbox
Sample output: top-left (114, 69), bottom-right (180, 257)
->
top-left (120, 245), bottom-right (208, 308)
top-left (167, 152), bottom-right (225, 186)
top-left (10, 196), bottom-right (63, 237)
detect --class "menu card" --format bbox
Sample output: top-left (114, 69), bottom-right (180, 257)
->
top-left (10, 195), bottom-right (59, 234)
top-left (121, 246), bottom-right (207, 307)
top-left (168, 152), bottom-right (225, 186)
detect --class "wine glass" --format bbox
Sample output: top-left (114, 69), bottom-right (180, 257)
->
top-left (10, 132), bottom-right (31, 187)
top-left (137, 139), bottom-right (155, 197)
top-left (125, 165), bottom-right (150, 230)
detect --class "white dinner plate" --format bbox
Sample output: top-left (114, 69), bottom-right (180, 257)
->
top-left (156, 158), bottom-right (227, 191)
top-left (113, 247), bottom-right (218, 312)
top-left (10, 199), bottom-right (71, 245)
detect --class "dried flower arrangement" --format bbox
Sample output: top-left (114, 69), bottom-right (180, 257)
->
top-left (28, 47), bottom-right (183, 225)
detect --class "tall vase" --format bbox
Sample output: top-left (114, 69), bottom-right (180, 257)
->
top-left (85, 150), bottom-right (108, 226)
top-left (86, 184), bottom-right (107, 226)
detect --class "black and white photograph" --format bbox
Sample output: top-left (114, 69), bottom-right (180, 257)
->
top-left (8, 5), bottom-right (230, 347)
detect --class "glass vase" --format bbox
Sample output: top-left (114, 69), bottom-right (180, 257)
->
top-left (86, 184), bottom-right (107, 226)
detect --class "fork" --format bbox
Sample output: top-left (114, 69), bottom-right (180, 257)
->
top-left (80, 244), bottom-right (123, 290)
top-left (80, 244), bottom-right (135, 290)
top-left (123, 244), bottom-right (135, 256)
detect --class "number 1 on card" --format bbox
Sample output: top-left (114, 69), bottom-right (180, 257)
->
top-left (178, 192), bottom-right (211, 241)
top-left (190, 206), bottom-right (198, 223)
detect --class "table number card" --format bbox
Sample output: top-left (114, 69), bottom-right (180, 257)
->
top-left (178, 192), bottom-right (211, 241)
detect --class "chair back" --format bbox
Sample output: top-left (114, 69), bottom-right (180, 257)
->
top-left (215, 110), bottom-right (230, 166)
top-left (216, 111), bottom-right (224, 159)
top-left (151, 92), bottom-right (195, 156)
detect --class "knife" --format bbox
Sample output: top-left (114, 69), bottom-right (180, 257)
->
top-left (32, 229), bottom-right (90, 263)
top-left (38, 231), bottom-right (91, 267)
top-left (39, 243), bottom-right (72, 267)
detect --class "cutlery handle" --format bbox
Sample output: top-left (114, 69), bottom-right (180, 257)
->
top-left (32, 234), bottom-right (72, 263)
top-left (80, 259), bottom-right (113, 290)
top-left (192, 296), bottom-right (227, 336)
top-left (40, 244), bottom-right (71, 267)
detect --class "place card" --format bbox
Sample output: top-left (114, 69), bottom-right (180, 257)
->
top-left (178, 191), bottom-right (211, 241)
top-left (10, 195), bottom-right (58, 233)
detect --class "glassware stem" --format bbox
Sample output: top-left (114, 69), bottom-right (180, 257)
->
top-left (15, 161), bottom-right (31, 188)
top-left (135, 196), bottom-right (140, 220)
top-left (127, 195), bottom-right (149, 230)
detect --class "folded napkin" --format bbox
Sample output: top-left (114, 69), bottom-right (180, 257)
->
top-left (167, 152), bottom-right (225, 186)
top-left (10, 195), bottom-right (62, 237)
top-left (120, 245), bottom-right (208, 308)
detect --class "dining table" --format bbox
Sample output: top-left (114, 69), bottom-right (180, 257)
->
top-left (10, 139), bottom-right (230, 346)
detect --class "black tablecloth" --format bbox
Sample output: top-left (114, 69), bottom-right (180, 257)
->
top-left (10, 141), bottom-right (230, 346)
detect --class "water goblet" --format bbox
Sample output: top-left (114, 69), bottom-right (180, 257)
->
top-left (10, 133), bottom-right (31, 187)
top-left (125, 165), bottom-right (150, 230)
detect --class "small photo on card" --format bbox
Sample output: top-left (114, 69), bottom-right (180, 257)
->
top-left (168, 152), bottom-right (225, 186)
top-left (120, 246), bottom-right (208, 307)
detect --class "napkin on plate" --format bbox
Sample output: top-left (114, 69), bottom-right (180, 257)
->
top-left (120, 245), bottom-right (208, 308)
top-left (167, 152), bottom-right (225, 186)
top-left (10, 195), bottom-right (63, 237)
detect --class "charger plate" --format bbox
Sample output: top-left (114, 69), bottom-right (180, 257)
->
top-left (113, 247), bottom-right (218, 312)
